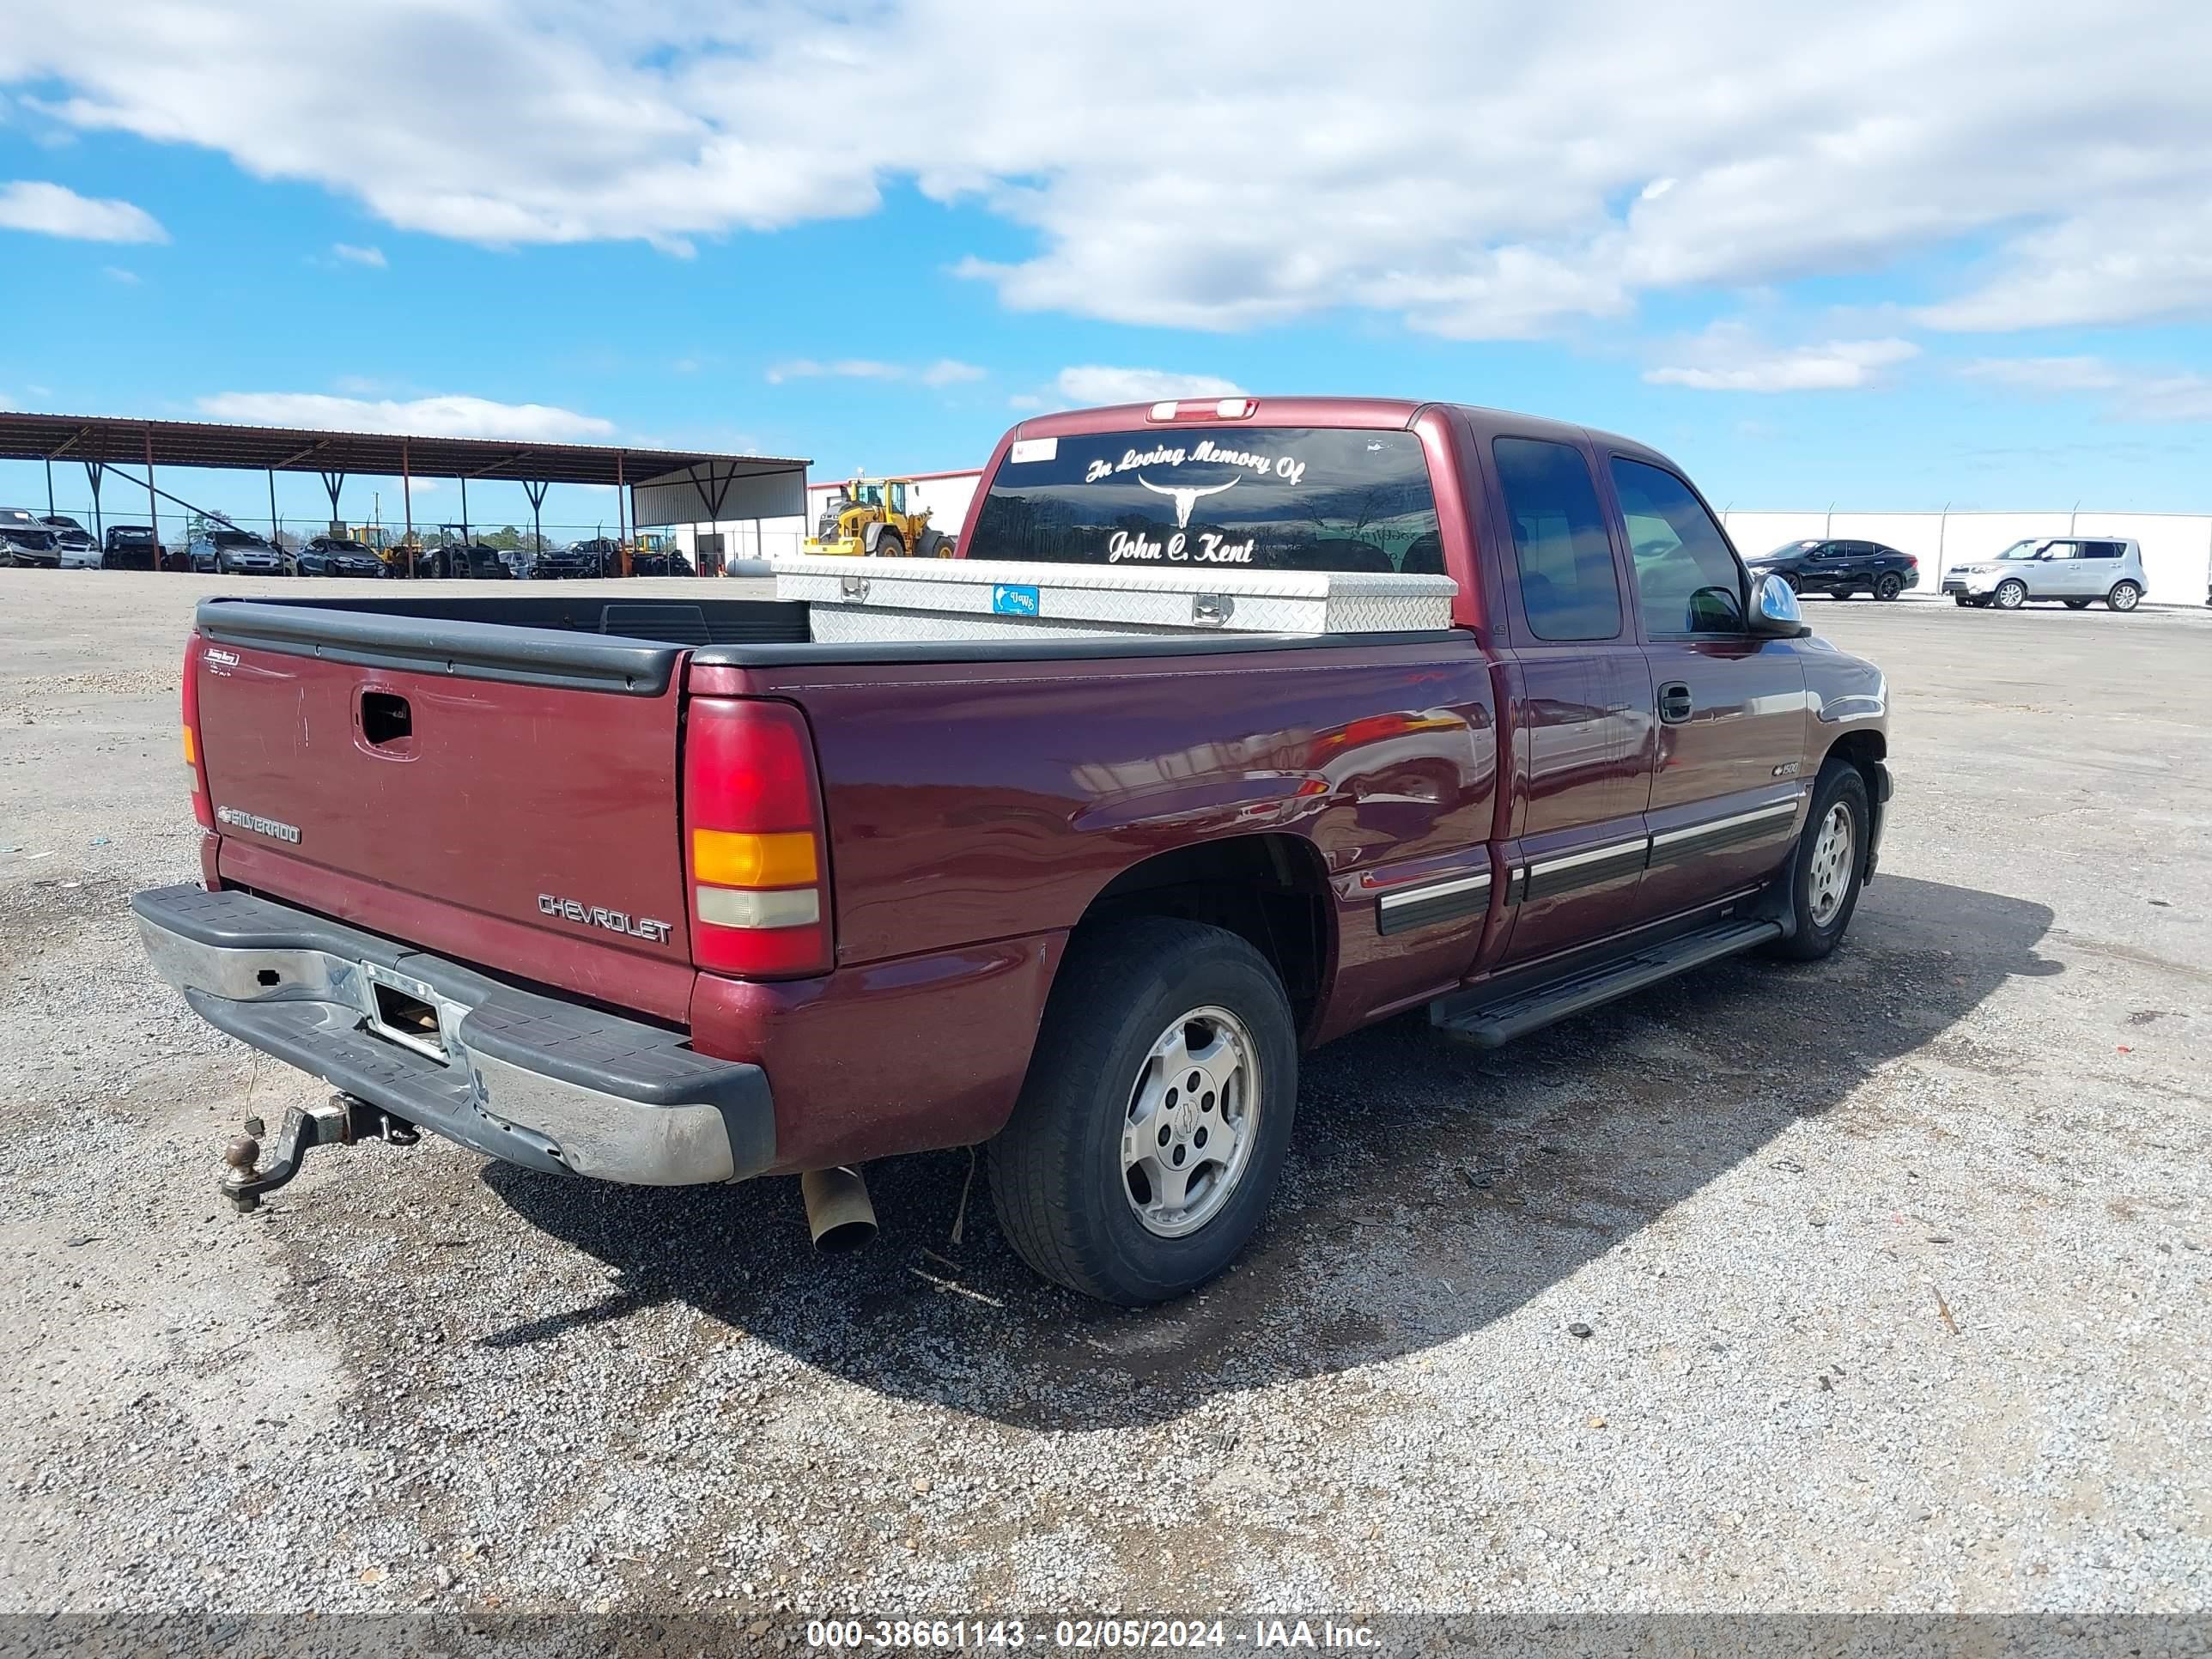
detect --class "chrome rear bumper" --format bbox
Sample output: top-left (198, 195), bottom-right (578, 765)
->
top-left (131, 884), bottom-right (775, 1186)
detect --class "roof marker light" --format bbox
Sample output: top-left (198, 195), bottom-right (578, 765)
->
top-left (1148, 400), bottom-right (1179, 422)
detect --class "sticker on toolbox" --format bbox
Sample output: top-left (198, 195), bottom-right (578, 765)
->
top-left (991, 584), bottom-right (1042, 616)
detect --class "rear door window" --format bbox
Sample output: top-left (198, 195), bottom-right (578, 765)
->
top-left (965, 427), bottom-right (1442, 574)
top-left (2082, 541), bottom-right (2124, 559)
top-left (1492, 437), bottom-right (1623, 641)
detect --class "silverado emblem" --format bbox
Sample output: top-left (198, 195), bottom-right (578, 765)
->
top-left (538, 893), bottom-right (674, 945)
top-left (214, 805), bottom-right (301, 843)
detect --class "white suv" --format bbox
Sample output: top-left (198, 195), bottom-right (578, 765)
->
top-left (1943, 537), bottom-right (2147, 612)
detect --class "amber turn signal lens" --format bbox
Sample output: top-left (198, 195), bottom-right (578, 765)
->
top-left (690, 828), bottom-right (817, 889)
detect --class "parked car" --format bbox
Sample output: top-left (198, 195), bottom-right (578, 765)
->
top-left (290, 535), bottom-right (388, 578)
top-left (1743, 538), bottom-right (1920, 600)
top-left (1, 507), bottom-right (60, 567)
top-left (136, 395), bottom-right (1890, 1307)
top-left (631, 549), bottom-right (696, 577)
top-left (1942, 537), bottom-right (2146, 611)
top-left (103, 525), bottom-right (161, 569)
top-left (190, 528), bottom-right (286, 576)
top-left (520, 539), bottom-right (604, 579)
top-left (41, 514), bottom-right (100, 568)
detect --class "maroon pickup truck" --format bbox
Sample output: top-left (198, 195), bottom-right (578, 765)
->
top-left (134, 396), bottom-right (1889, 1305)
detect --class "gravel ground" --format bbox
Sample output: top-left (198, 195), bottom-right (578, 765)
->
top-left (0, 569), bottom-right (2207, 1620)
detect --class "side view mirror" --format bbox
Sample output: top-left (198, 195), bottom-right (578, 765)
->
top-left (1747, 573), bottom-right (1810, 638)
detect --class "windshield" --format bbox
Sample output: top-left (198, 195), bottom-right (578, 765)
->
top-left (1996, 539), bottom-right (2045, 561)
top-left (41, 516), bottom-right (85, 532)
top-left (967, 427), bottom-right (1442, 573)
top-left (321, 539), bottom-right (369, 552)
top-left (210, 530), bottom-right (267, 547)
top-left (1762, 541), bottom-right (1818, 558)
top-left (113, 527), bottom-right (152, 543)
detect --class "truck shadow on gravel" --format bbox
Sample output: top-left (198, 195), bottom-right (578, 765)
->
top-left (482, 875), bottom-right (2057, 1430)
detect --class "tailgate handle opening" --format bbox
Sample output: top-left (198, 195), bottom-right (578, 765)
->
top-left (362, 692), bottom-right (412, 746)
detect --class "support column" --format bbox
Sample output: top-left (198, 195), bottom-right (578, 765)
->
top-left (270, 469), bottom-right (280, 544)
top-left (144, 429), bottom-right (160, 568)
top-left (523, 479), bottom-right (550, 565)
top-left (84, 462), bottom-right (104, 543)
top-left (401, 439), bottom-right (414, 576)
top-left (44, 457), bottom-right (54, 518)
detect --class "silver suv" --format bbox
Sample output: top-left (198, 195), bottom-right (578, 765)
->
top-left (1943, 537), bottom-right (2147, 612)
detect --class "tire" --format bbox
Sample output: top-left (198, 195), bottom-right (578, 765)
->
top-left (988, 918), bottom-right (1297, 1306)
top-left (1992, 579), bottom-right (2027, 611)
top-left (1952, 595), bottom-right (1972, 607)
top-left (1874, 573), bottom-right (1903, 601)
top-left (2106, 581), bottom-right (2142, 612)
top-left (1768, 761), bottom-right (1870, 963)
top-left (1779, 573), bottom-right (1801, 595)
top-left (873, 530), bottom-right (905, 558)
top-left (2063, 599), bottom-right (2089, 610)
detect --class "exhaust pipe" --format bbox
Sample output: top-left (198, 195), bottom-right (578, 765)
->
top-left (799, 1165), bottom-right (877, 1254)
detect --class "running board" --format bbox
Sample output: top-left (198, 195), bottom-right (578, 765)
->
top-left (1430, 918), bottom-right (1784, 1049)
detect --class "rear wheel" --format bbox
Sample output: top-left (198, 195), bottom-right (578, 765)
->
top-left (2106, 581), bottom-right (2142, 612)
top-left (1874, 572), bottom-right (1904, 600)
top-left (1768, 760), bottom-right (1870, 963)
top-left (989, 918), bottom-right (1297, 1305)
top-left (1992, 579), bottom-right (2027, 610)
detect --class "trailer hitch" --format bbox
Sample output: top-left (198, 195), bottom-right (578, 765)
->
top-left (219, 1092), bottom-right (420, 1212)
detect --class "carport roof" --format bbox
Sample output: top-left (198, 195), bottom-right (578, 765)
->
top-left (0, 410), bottom-right (806, 489)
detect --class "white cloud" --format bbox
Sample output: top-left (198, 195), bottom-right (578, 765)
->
top-left (1956, 356), bottom-right (2123, 394)
top-left (919, 358), bottom-right (985, 387)
top-left (765, 357), bottom-right (984, 387)
top-left (193, 392), bottom-right (614, 441)
top-left (331, 241), bottom-right (386, 267)
top-left (0, 179), bottom-right (165, 242)
top-left (1959, 356), bottom-right (2212, 422)
top-left (1054, 366), bottom-right (1244, 405)
top-left (101, 264), bottom-right (139, 283)
top-left (1645, 327), bottom-right (1919, 392)
top-left (3, 4), bottom-right (2209, 336)
top-left (1917, 212), bottom-right (2212, 332)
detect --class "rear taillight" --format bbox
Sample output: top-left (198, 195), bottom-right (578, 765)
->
top-left (182, 633), bottom-right (213, 831)
top-left (683, 698), bottom-right (831, 978)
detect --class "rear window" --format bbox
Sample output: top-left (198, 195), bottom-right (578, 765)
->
top-left (965, 427), bottom-right (1443, 574)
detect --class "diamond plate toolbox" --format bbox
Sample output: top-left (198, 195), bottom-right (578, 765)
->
top-left (773, 555), bottom-right (1457, 639)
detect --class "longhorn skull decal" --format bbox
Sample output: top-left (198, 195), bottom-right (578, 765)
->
top-left (1136, 473), bottom-right (1239, 529)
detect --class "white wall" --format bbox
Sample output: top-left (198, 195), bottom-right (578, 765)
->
top-left (1723, 510), bottom-right (2212, 605)
top-left (667, 517), bottom-right (808, 562)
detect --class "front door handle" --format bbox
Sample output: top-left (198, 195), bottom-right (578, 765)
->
top-left (1658, 682), bottom-right (1693, 724)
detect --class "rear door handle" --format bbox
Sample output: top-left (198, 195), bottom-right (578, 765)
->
top-left (1658, 682), bottom-right (1694, 724)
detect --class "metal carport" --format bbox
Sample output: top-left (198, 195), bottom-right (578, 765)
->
top-left (0, 410), bottom-right (807, 574)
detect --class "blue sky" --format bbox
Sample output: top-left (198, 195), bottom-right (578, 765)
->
top-left (3, 0), bottom-right (2209, 536)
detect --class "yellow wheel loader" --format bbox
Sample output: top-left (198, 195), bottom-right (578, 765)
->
top-left (804, 477), bottom-right (953, 558)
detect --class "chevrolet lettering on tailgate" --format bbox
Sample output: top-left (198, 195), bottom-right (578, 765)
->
top-left (537, 892), bottom-right (675, 945)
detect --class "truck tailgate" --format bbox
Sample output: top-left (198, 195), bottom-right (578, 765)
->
top-left (191, 607), bottom-right (696, 1023)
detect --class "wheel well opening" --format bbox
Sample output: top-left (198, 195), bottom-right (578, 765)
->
top-left (1823, 730), bottom-right (1887, 859)
top-left (1077, 836), bottom-right (1333, 1034)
